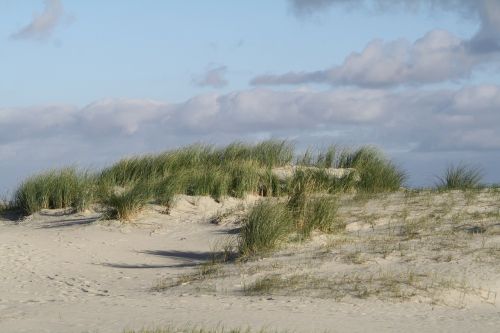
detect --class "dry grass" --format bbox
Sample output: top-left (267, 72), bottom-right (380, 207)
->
top-left (152, 261), bottom-right (223, 292)
top-left (146, 189), bottom-right (500, 310)
top-left (242, 270), bottom-right (487, 305)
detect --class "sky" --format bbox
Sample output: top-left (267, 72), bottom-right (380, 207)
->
top-left (1, 0), bottom-right (500, 194)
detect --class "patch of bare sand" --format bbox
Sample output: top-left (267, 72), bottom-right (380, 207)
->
top-left (1, 190), bottom-right (500, 332)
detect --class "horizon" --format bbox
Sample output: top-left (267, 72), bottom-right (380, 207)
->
top-left (1, 0), bottom-right (500, 193)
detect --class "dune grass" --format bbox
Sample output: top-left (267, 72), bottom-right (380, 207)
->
top-left (239, 169), bottom-right (344, 256)
top-left (337, 147), bottom-right (406, 192)
top-left (297, 145), bottom-right (406, 193)
top-left (14, 168), bottom-right (95, 214)
top-left (238, 197), bottom-right (341, 256)
top-left (435, 164), bottom-right (483, 190)
top-left (0, 199), bottom-right (15, 214)
top-left (286, 169), bottom-right (339, 237)
top-left (98, 140), bottom-right (293, 204)
top-left (99, 140), bottom-right (293, 187)
top-left (238, 200), bottom-right (293, 256)
top-left (12, 140), bottom-right (407, 220)
top-left (100, 182), bottom-right (153, 221)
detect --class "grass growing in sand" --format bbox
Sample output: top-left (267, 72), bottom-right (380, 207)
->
top-left (15, 168), bottom-right (95, 214)
top-left (436, 163), bottom-right (483, 190)
top-left (238, 170), bottom-right (344, 256)
top-left (11, 140), bottom-right (407, 220)
top-left (238, 200), bottom-right (294, 256)
top-left (242, 270), bottom-right (474, 304)
top-left (100, 181), bottom-right (153, 221)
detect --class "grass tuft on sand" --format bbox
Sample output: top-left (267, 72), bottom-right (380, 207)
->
top-left (238, 171), bottom-right (343, 256)
top-left (11, 140), bottom-right (408, 221)
top-left (238, 200), bottom-right (293, 256)
top-left (14, 168), bottom-right (95, 214)
top-left (436, 164), bottom-right (483, 190)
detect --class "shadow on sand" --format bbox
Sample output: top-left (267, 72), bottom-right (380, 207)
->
top-left (37, 217), bottom-right (99, 229)
top-left (100, 249), bottom-right (238, 270)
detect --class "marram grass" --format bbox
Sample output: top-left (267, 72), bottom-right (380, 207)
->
top-left (14, 168), bottom-right (95, 214)
top-left (12, 140), bottom-right (408, 220)
top-left (100, 182), bottom-right (153, 221)
top-left (238, 200), bottom-right (294, 256)
top-left (239, 169), bottom-right (344, 256)
top-left (435, 163), bottom-right (483, 190)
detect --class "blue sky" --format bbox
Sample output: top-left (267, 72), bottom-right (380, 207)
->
top-left (1, 0), bottom-right (500, 193)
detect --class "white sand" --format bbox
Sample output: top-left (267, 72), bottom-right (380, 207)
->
top-left (1, 191), bottom-right (500, 333)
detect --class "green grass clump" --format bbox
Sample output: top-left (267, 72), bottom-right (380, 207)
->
top-left (14, 168), bottom-right (94, 214)
top-left (287, 170), bottom-right (341, 238)
top-left (152, 175), bottom-right (184, 210)
top-left (12, 140), bottom-right (407, 220)
top-left (98, 140), bottom-right (293, 203)
top-left (99, 140), bottom-right (293, 189)
top-left (338, 147), bottom-right (406, 192)
top-left (184, 167), bottom-right (231, 201)
top-left (435, 164), bottom-right (483, 190)
top-left (215, 140), bottom-right (293, 167)
top-left (239, 170), bottom-right (342, 256)
top-left (295, 145), bottom-right (405, 193)
top-left (249, 140), bottom-right (294, 167)
top-left (303, 196), bottom-right (342, 235)
top-left (101, 182), bottom-right (152, 221)
top-left (238, 200), bottom-right (293, 256)
top-left (226, 160), bottom-right (262, 198)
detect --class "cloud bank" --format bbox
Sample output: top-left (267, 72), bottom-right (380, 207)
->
top-left (2, 84), bottom-right (500, 154)
top-left (10, 0), bottom-right (68, 41)
top-left (2, 85), bottom-right (500, 190)
top-left (252, 30), bottom-right (489, 87)
top-left (255, 0), bottom-right (500, 88)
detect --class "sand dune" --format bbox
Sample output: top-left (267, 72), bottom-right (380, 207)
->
top-left (1, 191), bottom-right (500, 333)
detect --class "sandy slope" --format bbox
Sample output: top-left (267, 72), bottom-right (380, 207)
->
top-left (1, 191), bottom-right (500, 333)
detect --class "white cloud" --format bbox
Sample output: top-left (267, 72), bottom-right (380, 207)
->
top-left (10, 0), bottom-right (69, 41)
top-left (252, 28), bottom-right (500, 88)
top-left (2, 85), bottom-right (500, 191)
top-left (1, 85), bottom-right (500, 151)
top-left (79, 98), bottom-right (168, 136)
top-left (258, 0), bottom-right (500, 88)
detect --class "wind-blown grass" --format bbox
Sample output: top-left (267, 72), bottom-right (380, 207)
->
top-left (435, 164), bottom-right (483, 190)
top-left (101, 182), bottom-right (152, 221)
top-left (296, 145), bottom-right (406, 193)
top-left (239, 168), bottom-right (343, 256)
top-left (14, 168), bottom-right (95, 214)
top-left (337, 147), bottom-right (406, 192)
top-left (238, 200), bottom-right (293, 256)
top-left (99, 140), bottom-right (293, 187)
top-left (12, 141), bottom-right (407, 220)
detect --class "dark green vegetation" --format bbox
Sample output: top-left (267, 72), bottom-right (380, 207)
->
top-left (14, 168), bottom-right (94, 214)
top-left (13, 140), bottom-right (406, 217)
top-left (238, 169), bottom-right (344, 256)
top-left (435, 164), bottom-right (484, 190)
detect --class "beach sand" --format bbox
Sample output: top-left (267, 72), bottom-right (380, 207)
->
top-left (1, 191), bottom-right (500, 333)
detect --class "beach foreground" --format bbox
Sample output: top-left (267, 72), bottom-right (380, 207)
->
top-left (1, 190), bottom-right (500, 333)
